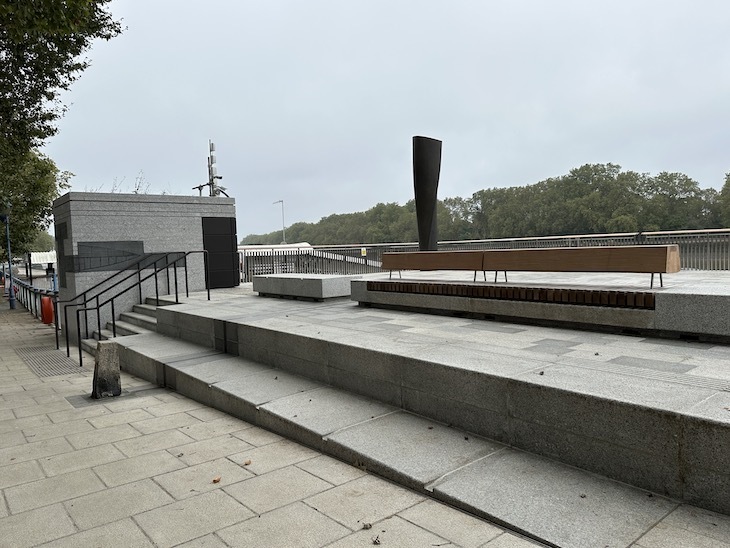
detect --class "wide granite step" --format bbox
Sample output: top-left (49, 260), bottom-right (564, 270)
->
top-left (112, 330), bottom-right (682, 548)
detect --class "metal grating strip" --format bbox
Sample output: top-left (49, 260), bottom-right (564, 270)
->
top-left (15, 346), bottom-right (81, 377)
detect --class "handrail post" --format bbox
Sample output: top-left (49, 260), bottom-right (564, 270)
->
top-left (96, 295), bottom-right (102, 340)
top-left (184, 255), bottom-right (190, 297)
top-left (111, 300), bottom-right (116, 337)
top-left (174, 257), bottom-right (179, 303)
top-left (203, 251), bottom-right (210, 300)
top-left (154, 258), bottom-right (159, 305)
top-left (83, 297), bottom-right (89, 339)
top-left (53, 294), bottom-right (60, 349)
top-left (64, 304), bottom-right (71, 356)
top-left (165, 254), bottom-right (170, 295)
top-left (76, 308), bottom-right (83, 366)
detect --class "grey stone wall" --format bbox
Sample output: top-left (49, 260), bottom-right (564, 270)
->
top-left (53, 192), bottom-right (236, 344)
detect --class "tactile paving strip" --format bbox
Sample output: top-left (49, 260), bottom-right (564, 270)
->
top-left (15, 346), bottom-right (81, 377)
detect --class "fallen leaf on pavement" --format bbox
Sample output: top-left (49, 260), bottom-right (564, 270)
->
top-left (212, 475), bottom-right (221, 484)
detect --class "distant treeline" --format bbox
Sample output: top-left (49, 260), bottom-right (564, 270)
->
top-left (241, 164), bottom-right (730, 245)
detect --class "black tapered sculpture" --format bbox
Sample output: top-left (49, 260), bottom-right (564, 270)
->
top-left (412, 136), bottom-right (442, 251)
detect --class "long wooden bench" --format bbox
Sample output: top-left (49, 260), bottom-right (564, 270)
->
top-left (382, 250), bottom-right (485, 281)
top-left (382, 245), bottom-right (681, 288)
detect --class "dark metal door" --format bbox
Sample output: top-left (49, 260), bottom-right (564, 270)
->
top-left (202, 217), bottom-right (239, 288)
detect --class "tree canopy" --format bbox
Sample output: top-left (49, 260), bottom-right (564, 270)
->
top-left (0, 0), bottom-right (122, 156)
top-left (0, 150), bottom-right (69, 260)
top-left (240, 164), bottom-right (727, 245)
top-left (0, 0), bottom-right (120, 255)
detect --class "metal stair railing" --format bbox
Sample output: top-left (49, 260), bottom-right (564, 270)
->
top-left (59, 252), bottom-right (177, 352)
top-left (63, 250), bottom-right (209, 364)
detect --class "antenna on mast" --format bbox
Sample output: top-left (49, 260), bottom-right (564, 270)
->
top-left (193, 140), bottom-right (228, 197)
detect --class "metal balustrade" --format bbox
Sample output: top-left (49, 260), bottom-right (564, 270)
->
top-left (239, 229), bottom-right (730, 282)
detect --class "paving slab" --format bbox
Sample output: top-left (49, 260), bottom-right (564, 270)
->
top-left (5, 468), bottom-right (106, 514)
top-left (64, 478), bottom-right (174, 530)
top-left (168, 434), bottom-right (254, 466)
top-left (305, 474), bottom-right (425, 531)
top-left (228, 439), bottom-right (319, 475)
top-left (0, 504), bottom-right (77, 548)
top-left (93, 449), bottom-right (186, 487)
top-left (217, 501), bottom-right (350, 547)
top-left (39, 517), bottom-right (155, 548)
top-left (224, 465), bottom-right (333, 514)
top-left (134, 490), bottom-right (253, 547)
top-left (398, 498), bottom-right (504, 547)
top-left (153, 456), bottom-right (254, 500)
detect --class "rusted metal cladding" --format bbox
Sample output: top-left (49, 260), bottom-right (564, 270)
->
top-left (412, 136), bottom-right (442, 251)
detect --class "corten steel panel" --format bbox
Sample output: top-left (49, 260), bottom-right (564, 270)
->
top-left (481, 245), bottom-right (680, 273)
top-left (382, 251), bottom-right (483, 271)
top-left (412, 136), bottom-right (442, 251)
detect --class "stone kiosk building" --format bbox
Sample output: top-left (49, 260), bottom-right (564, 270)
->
top-left (52, 192), bottom-right (238, 345)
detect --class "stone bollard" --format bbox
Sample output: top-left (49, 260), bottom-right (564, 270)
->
top-left (91, 340), bottom-right (122, 399)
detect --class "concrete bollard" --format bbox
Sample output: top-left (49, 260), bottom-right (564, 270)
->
top-left (92, 340), bottom-right (122, 398)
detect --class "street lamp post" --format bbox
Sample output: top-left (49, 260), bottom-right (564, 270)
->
top-left (0, 210), bottom-right (16, 309)
top-left (273, 200), bottom-right (286, 244)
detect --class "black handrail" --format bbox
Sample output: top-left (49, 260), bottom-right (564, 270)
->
top-left (64, 250), bottom-right (209, 364)
top-left (58, 252), bottom-right (179, 352)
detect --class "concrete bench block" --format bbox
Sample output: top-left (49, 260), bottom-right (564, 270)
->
top-left (655, 291), bottom-right (730, 337)
top-left (253, 274), bottom-right (360, 300)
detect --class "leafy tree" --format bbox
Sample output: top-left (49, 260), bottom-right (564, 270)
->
top-left (638, 172), bottom-right (707, 230)
top-left (719, 173), bottom-right (730, 228)
top-left (240, 164), bottom-right (726, 245)
top-left (0, 0), bottom-right (122, 157)
top-left (29, 230), bottom-right (55, 252)
top-left (0, 0), bottom-right (120, 260)
top-left (0, 151), bottom-right (70, 260)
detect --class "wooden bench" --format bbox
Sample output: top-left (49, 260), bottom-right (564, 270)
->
top-left (382, 245), bottom-right (681, 288)
top-left (381, 251), bottom-right (485, 281)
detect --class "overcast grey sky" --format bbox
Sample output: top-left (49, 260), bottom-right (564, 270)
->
top-left (43, 0), bottom-right (730, 237)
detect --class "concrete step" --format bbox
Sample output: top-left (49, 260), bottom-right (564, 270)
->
top-left (119, 311), bottom-right (157, 331)
top-left (145, 296), bottom-right (179, 307)
top-left (106, 319), bottom-right (154, 337)
top-left (112, 331), bottom-right (685, 548)
top-left (80, 337), bottom-right (98, 356)
top-left (132, 303), bottom-right (158, 318)
top-left (150, 298), bottom-right (730, 520)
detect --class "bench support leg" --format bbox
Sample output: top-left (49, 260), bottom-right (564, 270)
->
top-left (660, 273), bottom-right (663, 287)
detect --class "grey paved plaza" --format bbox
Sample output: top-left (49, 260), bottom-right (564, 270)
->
top-left (2, 270), bottom-right (730, 547)
top-left (0, 304), bottom-right (545, 547)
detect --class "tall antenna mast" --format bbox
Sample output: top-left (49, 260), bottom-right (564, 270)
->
top-left (193, 140), bottom-right (228, 197)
